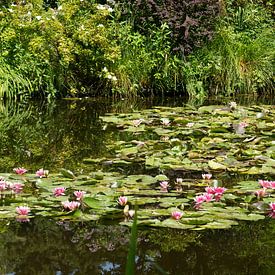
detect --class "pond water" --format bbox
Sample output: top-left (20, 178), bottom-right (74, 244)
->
top-left (0, 96), bottom-right (274, 274)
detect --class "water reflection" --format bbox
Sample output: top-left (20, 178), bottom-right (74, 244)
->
top-left (0, 95), bottom-right (274, 173)
top-left (0, 218), bottom-right (274, 274)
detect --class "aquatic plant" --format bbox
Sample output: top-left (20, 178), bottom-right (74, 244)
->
top-left (36, 168), bottom-right (49, 178)
top-left (171, 211), bottom-right (183, 220)
top-left (74, 191), bottom-right (86, 201)
top-left (16, 206), bottom-right (30, 216)
top-left (118, 196), bottom-right (128, 206)
top-left (53, 187), bottom-right (66, 197)
top-left (13, 167), bottom-right (28, 175)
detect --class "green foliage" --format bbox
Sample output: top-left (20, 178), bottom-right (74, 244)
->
top-left (186, 1), bottom-right (275, 97)
top-left (111, 22), bottom-right (185, 96)
top-left (0, 0), bottom-right (273, 98)
top-left (0, 0), bottom-right (120, 98)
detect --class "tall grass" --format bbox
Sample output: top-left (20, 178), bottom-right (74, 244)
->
top-left (0, 59), bottom-right (32, 99)
top-left (185, 2), bottom-right (275, 97)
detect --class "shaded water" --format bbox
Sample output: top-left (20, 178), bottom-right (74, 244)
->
top-left (0, 96), bottom-right (275, 274)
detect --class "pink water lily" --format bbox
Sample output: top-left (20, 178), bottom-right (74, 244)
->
top-left (0, 180), bottom-right (7, 191)
top-left (10, 182), bottom-right (24, 193)
top-left (202, 173), bottom-right (212, 180)
top-left (194, 195), bottom-right (206, 204)
top-left (118, 196), bottom-right (128, 206)
top-left (255, 188), bottom-right (266, 199)
top-left (74, 190), bottom-right (86, 201)
top-left (13, 167), bottom-right (27, 175)
top-left (16, 206), bottom-right (30, 216)
top-left (259, 180), bottom-right (275, 189)
top-left (36, 168), bottom-right (49, 178)
top-left (268, 202), bottom-right (275, 218)
top-left (53, 187), bottom-right (66, 197)
top-left (62, 200), bottom-right (80, 211)
top-left (203, 193), bottom-right (214, 202)
top-left (205, 186), bottom-right (226, 201)
top-left (171, 211), bottom-right (183, 220)
top-left (160, 181), bottom-right (169, 192)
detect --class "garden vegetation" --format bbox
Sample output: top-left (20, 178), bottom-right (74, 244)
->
top-left (0, 0), bottom-right (274, 99)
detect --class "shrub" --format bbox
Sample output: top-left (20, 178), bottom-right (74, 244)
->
top-left (0, 0), bottom-right (120, 98)
top-left (116, 0), bottom-right (220, 54)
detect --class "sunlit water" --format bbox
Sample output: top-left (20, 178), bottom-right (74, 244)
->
top-left (0, 96), bottom-right (274, 274)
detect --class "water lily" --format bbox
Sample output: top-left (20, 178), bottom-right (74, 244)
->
top-left (0, 180), bottom-right (7, 191)
top-left (36, 168), bottom-right (49, 178)
top-left (233, 122), bottom-right (248, 134)
top-left (118, 196), bottom-right (128, 206)
top-left (186, 122), bottom-right (194, 127)
top-left (259, 180), bottom-right (275, 189)
top-left (255, 188), bottom-right (266, 199)
top-left (229, 101), bottom-right (237, 109)
top-left (160, 181), bottom-right (169, 192)
top-left (203, 193), bottom-right (214, 202)
top-left (194, 195), bottom-right (206, 206)
top-left (205, 186), bottom-right (227, 201)
top-left (202, 173), bottom-right (212, 180)
top-left (13, 167), bottom-right (27, 175)
top-left (10, 182), bottom-right (24, 193)
top-left (160, 136), bottom-right (169, 141)
top-left (128, 210), bottom-right (135, 218)
top-left (171, 211), bottom-right (183, 220)
top-left (53, 187), bottom-right (66, 197)
top-left (74, 190), bottom-right (86, 200)
top-left (161, 118), bottom-right (170, 126)
top-left (132, 119), bottom-right (143, 127)
top-left (62, 201), bottom-right (80, 211)
top-left (16, 206), bottom-right (30, 216)
top-left (268, 202), bottom-right (275, 218)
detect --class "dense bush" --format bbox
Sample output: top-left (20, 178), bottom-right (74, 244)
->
top-left (116, 0), bottom-right (220, 55)
top-left (0, 0), bottom-right (120, 98)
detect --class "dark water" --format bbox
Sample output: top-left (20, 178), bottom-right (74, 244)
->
top-left (0, 96), bottom-right (275, 274)
top-left (1, 218), bottom-right (275, 275)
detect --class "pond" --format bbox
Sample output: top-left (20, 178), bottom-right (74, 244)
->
top-left (0, 96), bottom-right (274, 274)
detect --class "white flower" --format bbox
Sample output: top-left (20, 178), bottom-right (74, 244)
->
top-left (36, 16), bottom-right (42, 20)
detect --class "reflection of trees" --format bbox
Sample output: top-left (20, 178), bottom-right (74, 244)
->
top-left (0, 100), bottom-right (109, 172)
top-left (0, 219), bottom-right (130, 274)
top-left (138, 220), bottom-right (275, 274)
top-left (0, 97), bottom-right (188, 173)
top-left (0, 219), bottom-right (274, 274)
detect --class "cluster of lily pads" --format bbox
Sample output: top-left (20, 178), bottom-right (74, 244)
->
top-left (0, 103), bottom-right (274, 230)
